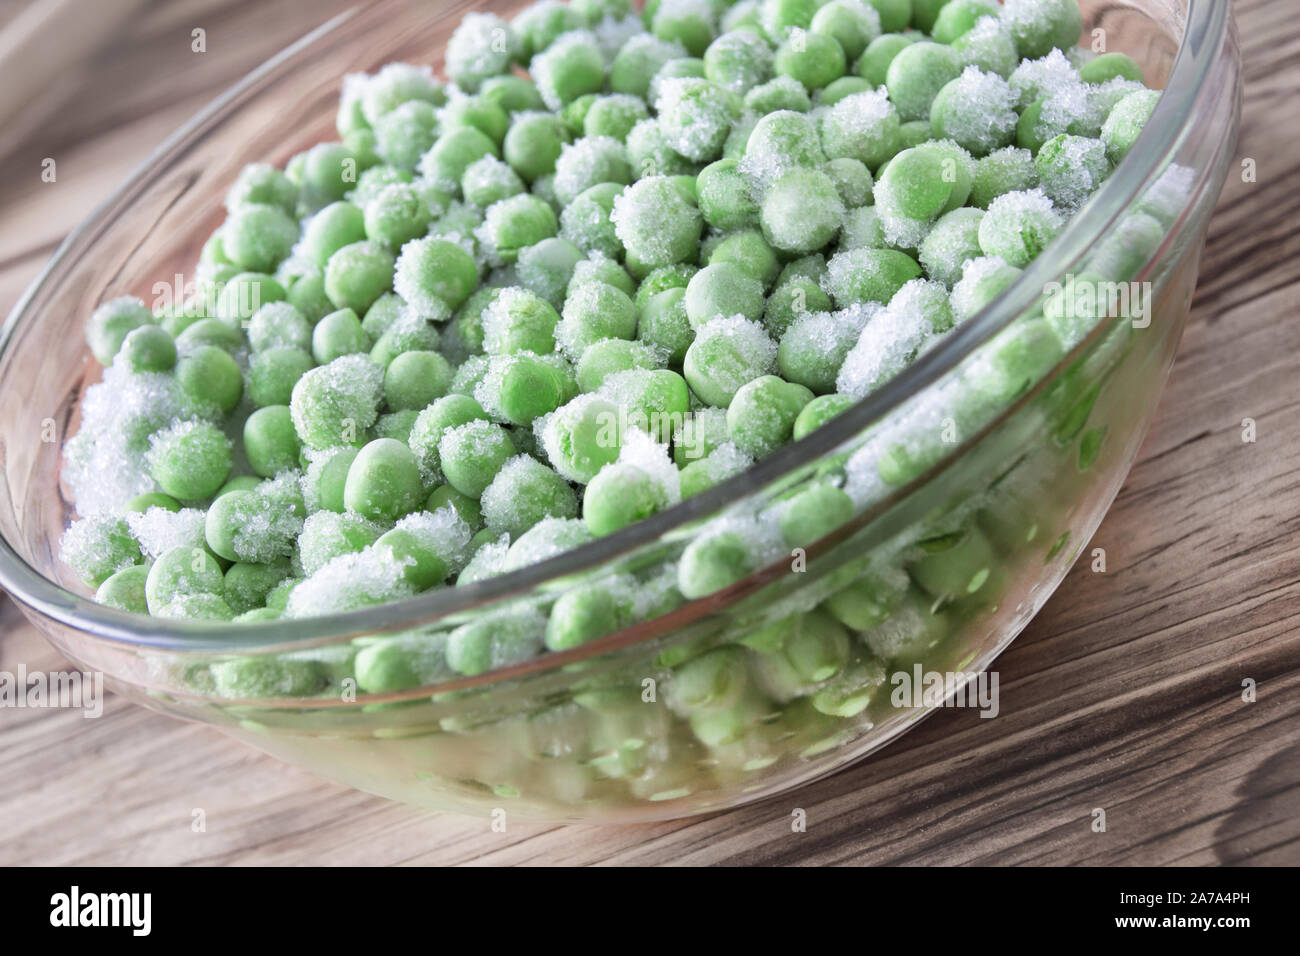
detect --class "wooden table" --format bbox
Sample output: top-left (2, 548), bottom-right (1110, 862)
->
top-left (2, 0), bottom-right (1297, 866)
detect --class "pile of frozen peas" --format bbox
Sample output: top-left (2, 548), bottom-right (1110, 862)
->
top-left (59, 0), bottom-right (1164, 688)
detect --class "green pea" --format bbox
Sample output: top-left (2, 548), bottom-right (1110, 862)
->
top-left (775, 30), bottom-right (846, 91)
top-left (480, 454), bottom-right (578, 537)
top-left (374, 527), bottom-right (450, 590)
top-left (856, 32), bottom-right (917, 87)
top-left (780, 482), bottom-right (854, 548)
top-left (323, 240), bottom-right (395, 314)
top-left (793, 393), bottom-right (854, 440)
top-left (310, 308), bottom-right (368, 364)
top-left (1101, 88), bottom-right (1159, 165)
top-left (677, 531), bottom-right (757, 599)
top-left (727, 375), bottom-right (814, 458)
top-left (503, 112), bottom-right (570, 182)
top-left (222, 203), bottom-right (297, 273)
top-left (303, 446), bottom-right (359, 513)
top-left (244, 405), bottom-right (302, 477)
top-left (481, 193), bottom-right (559, 262)
top-left (932, 0), bottom-right (999, 44)
top-left (87, 297), bottom-right (153, 365)
top-left (438, 419), bottom-right (517, 497)
top-left (343, 438), bottom-right (425, 520)
top-left (354, 634), bottom-right (450, 693)
top-left (426, 484), bottom-right (483, 531)
top-left (545, 580), bottom-right (624, 650)
top-left (1002, 0), bottom-right (1083, 59)
top-left (685, 261), bottom-right (765, 329)
top-left (147, 421), bottom-right (231, 501)
top-left (761, 167), bottom-right (844, 254)
top-left (223, 559), bottom-right (292, 615)
top-left (384, 350), bottom-right (454, 411)
top-left (246, 346), bottom-right (312, 408)
top-left (117, 325), bottom-right (176, 373)
top-left (145, 545), bottom-right (224, 613)
top-left (95, 564), bottom-right (151, 614)
top-left (886, 41), bottom-right (963, 122)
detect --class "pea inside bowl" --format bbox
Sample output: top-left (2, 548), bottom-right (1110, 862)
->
top-left (0, 0), bottom-right (1240, 821)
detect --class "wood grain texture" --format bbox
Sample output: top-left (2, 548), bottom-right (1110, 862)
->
top-left (1, 0), bottom-right (1298, 866)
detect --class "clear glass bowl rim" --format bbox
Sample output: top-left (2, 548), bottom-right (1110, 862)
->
top-left (0, 0), bottom-right (1227, 657)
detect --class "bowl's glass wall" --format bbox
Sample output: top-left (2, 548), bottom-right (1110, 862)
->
top-left (0, 0), bottom-right (1239, 820)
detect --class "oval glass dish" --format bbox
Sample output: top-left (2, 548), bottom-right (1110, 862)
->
top-left (0, 0), bottom-right (1240, 822)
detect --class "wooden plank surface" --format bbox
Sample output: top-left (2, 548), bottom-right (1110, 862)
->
top-left (1, 0), bottom-right (1298, 866)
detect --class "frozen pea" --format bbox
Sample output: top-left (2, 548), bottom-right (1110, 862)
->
top-left (503, 112), bottom-right (570, 183)
top-left (517, 237), bottom-right (584, 307)
top-left (302, 446), bottom-right (359, 512)
top-left (929, 66), bottom-right (1017, 157)
top-left (637, 287), bottom-right (695, 364)
top-left (587, 460), bottom-right (673, 536)
top-left (763, 277), bottom-right (832, 338)
top-left (353, 633), bottom-right (450, 693)
top-left (117, 325), bottom-right (176, 373)
top-left (481, 193), bottom-right (559, 262)
top-left (209, 655), bottom-right (323, 697)
top-left (311, 308), bottom-right (369, 364)
top-left (358, 63), bottom-right (446, 126)
top-left (967, 317), bottom-right (1065, 403)
top-left (780, 482), bottom-right (854, 548)
top-left (583, 94), bottom-right (650, 142)
top-left (60, 514), bottom-right (141, 587)
top-left (298, 142), bottom-right (358, 207)
top-left (301, 202), bottom-right (367, 267)
top-left (443, 96), bottom-right (511, 146)
top-left (373, 527), bottom-right (450, 590)
top-left (916, 207), bottom-right (983, 287)
top-left (484, 352), bottom-right (574, 426)
top-left (426, 484), bottom-right (483, 531)
top-left (810, 0), bottom-right (881, 64)
top-left (420, 126), bottom-right (500, 189)
top-left (559, 182), bottom-right (625, 258)
top-left (826, 157), bottom-right (874, 208)
top-left (557, 280), bottom-right (637, 357)
top-left (242, 338), bottom-right (306, 400)
top-left (952, 17), bottom-right (1020, 78)
top-left (931, 0), bottom-right (998, 43)
top-left (344, 438), bottom-right (425, 520)
top-left (885, 41), bottom-right (962, 122)
top-left (87, 297), bottom-right (153, 365)
top-left (569, 256), bottom-right (635, 299)
top-left (1002, 0), bottom-right (1083, 59)
top-left (1080, 51), bottom-right (1143, 85)
top-left (393, 237), bottom-right (478, 314)
top-left (704, 30), bottom-right (774, 93)
top-left (708, 230), bottom-right (780, 291)
top-left (612, 176), bottom-right (703, 269)
top-left (445, 604), bottom-right (545, 676)
top-left (244, 405), bottom-right (302, 477)
top-left (290, 354), bottom-right (384, 450)
top-left (678, 531), bottom-right (756, 599)
top-left (545, 579), bottom-right (627, 650)
top-left (438, 419), bottom-right (517, 497)
top-left (215, 273), bottom-right (286, 325)
top-left (363, 182), bottom-right (433, 248)
top-left (823, 563), bottom-right (908, 629)
top-left (576, 339), bottom-right (662, 393)
top-left (599, 367), bottom-right (690, 441)
top-left (226, 162), bottom-right (298, 214)
top-left (685, 262), bottom-right (765, 329)
top-left (323, 240), bottom-right (395, 314)
top-left (792, 392), bottom-right (854, 440)
top-left (656, 77), bottom-right (739, 163)
top-left (775, 28), bottom-right (846, 91)
top-left (635, 263), bottom-right (698, 309)
top-left (513, 1), bottom-right (583, 60)
top-left (533, 30), bottom-right (606, 110)
top-left (145, 545), bottom-right (224, 613)
top-left (446, 12), bottom-right (517, 91)
top-left (968, 145), bottom-right (1038, 209)
top-left (383, 350), bottom-right (453, 411)
top-left (1035, 133), bottom-right (1110, 209)
top-left (553, 136), bottom-right (632, 205)
top-left (760, 0), bottom-right (819, 37)
top-left (652, 0), bottom-right (715, 57)
top-left (147, 421), bottom-right (231, 500)
top-left (610, 33), bottom-right (687, 98)
top-left (625, 117), bottom-right (697, 179)
top-left (247, 301), bottom-right (311, 353)
top-left (761, 167), bottom-right (845, 255)
top-left (222, 203), bottom-right (297, 274)
top-left (95, 564), bottom-right (151, 614)
top-left (855, 32), bottom-right (915, 87)
top-left (910, 525), bottom-right (997, 600)
top-left (818, 89), bottom-right (900, 172)
top-left (744, 109), bottom-right (825, 179)
top-left (684, 315), bottom-right (777, 408)
top-left (482, 286), bottom-right (560, 355)
top-left (745, 75), bottom-right (812, 114)
top-left (824, 247), bottom-right (922, 308)
top-left (223, 559), bottom-right (292, 615)
top-left (370, 311), bottom-right (442, 367)
top-left (297, 511), bottom-right (383, 574)
top-left (1101, 88), bottom-right (1159, 164)
top-left (838, 205), bottom-right (888, 251)
top-left (726, 375), bottom-right (814, 457)
top-left (648, 56), bottom-right (708, 107)
top-left (696, 159), bottom-right (758, 231)
top-left (123, 492), bottom-right (182, 514)
top-left (480, 454), bottom-right (578, 537)
top-left (374, 409), bottom-right (417, 443)
top-left (481, 74), bottom-right (546, 113)
top-left (977, 188), bottom-right (1063, 267)
top-left (156, 592), bottom-right (236, 621)
top-left (539, 395), bottom-right (623, 483)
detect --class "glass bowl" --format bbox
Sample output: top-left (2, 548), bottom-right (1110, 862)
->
top-left (0, 0), bottom-right (1240, 821)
